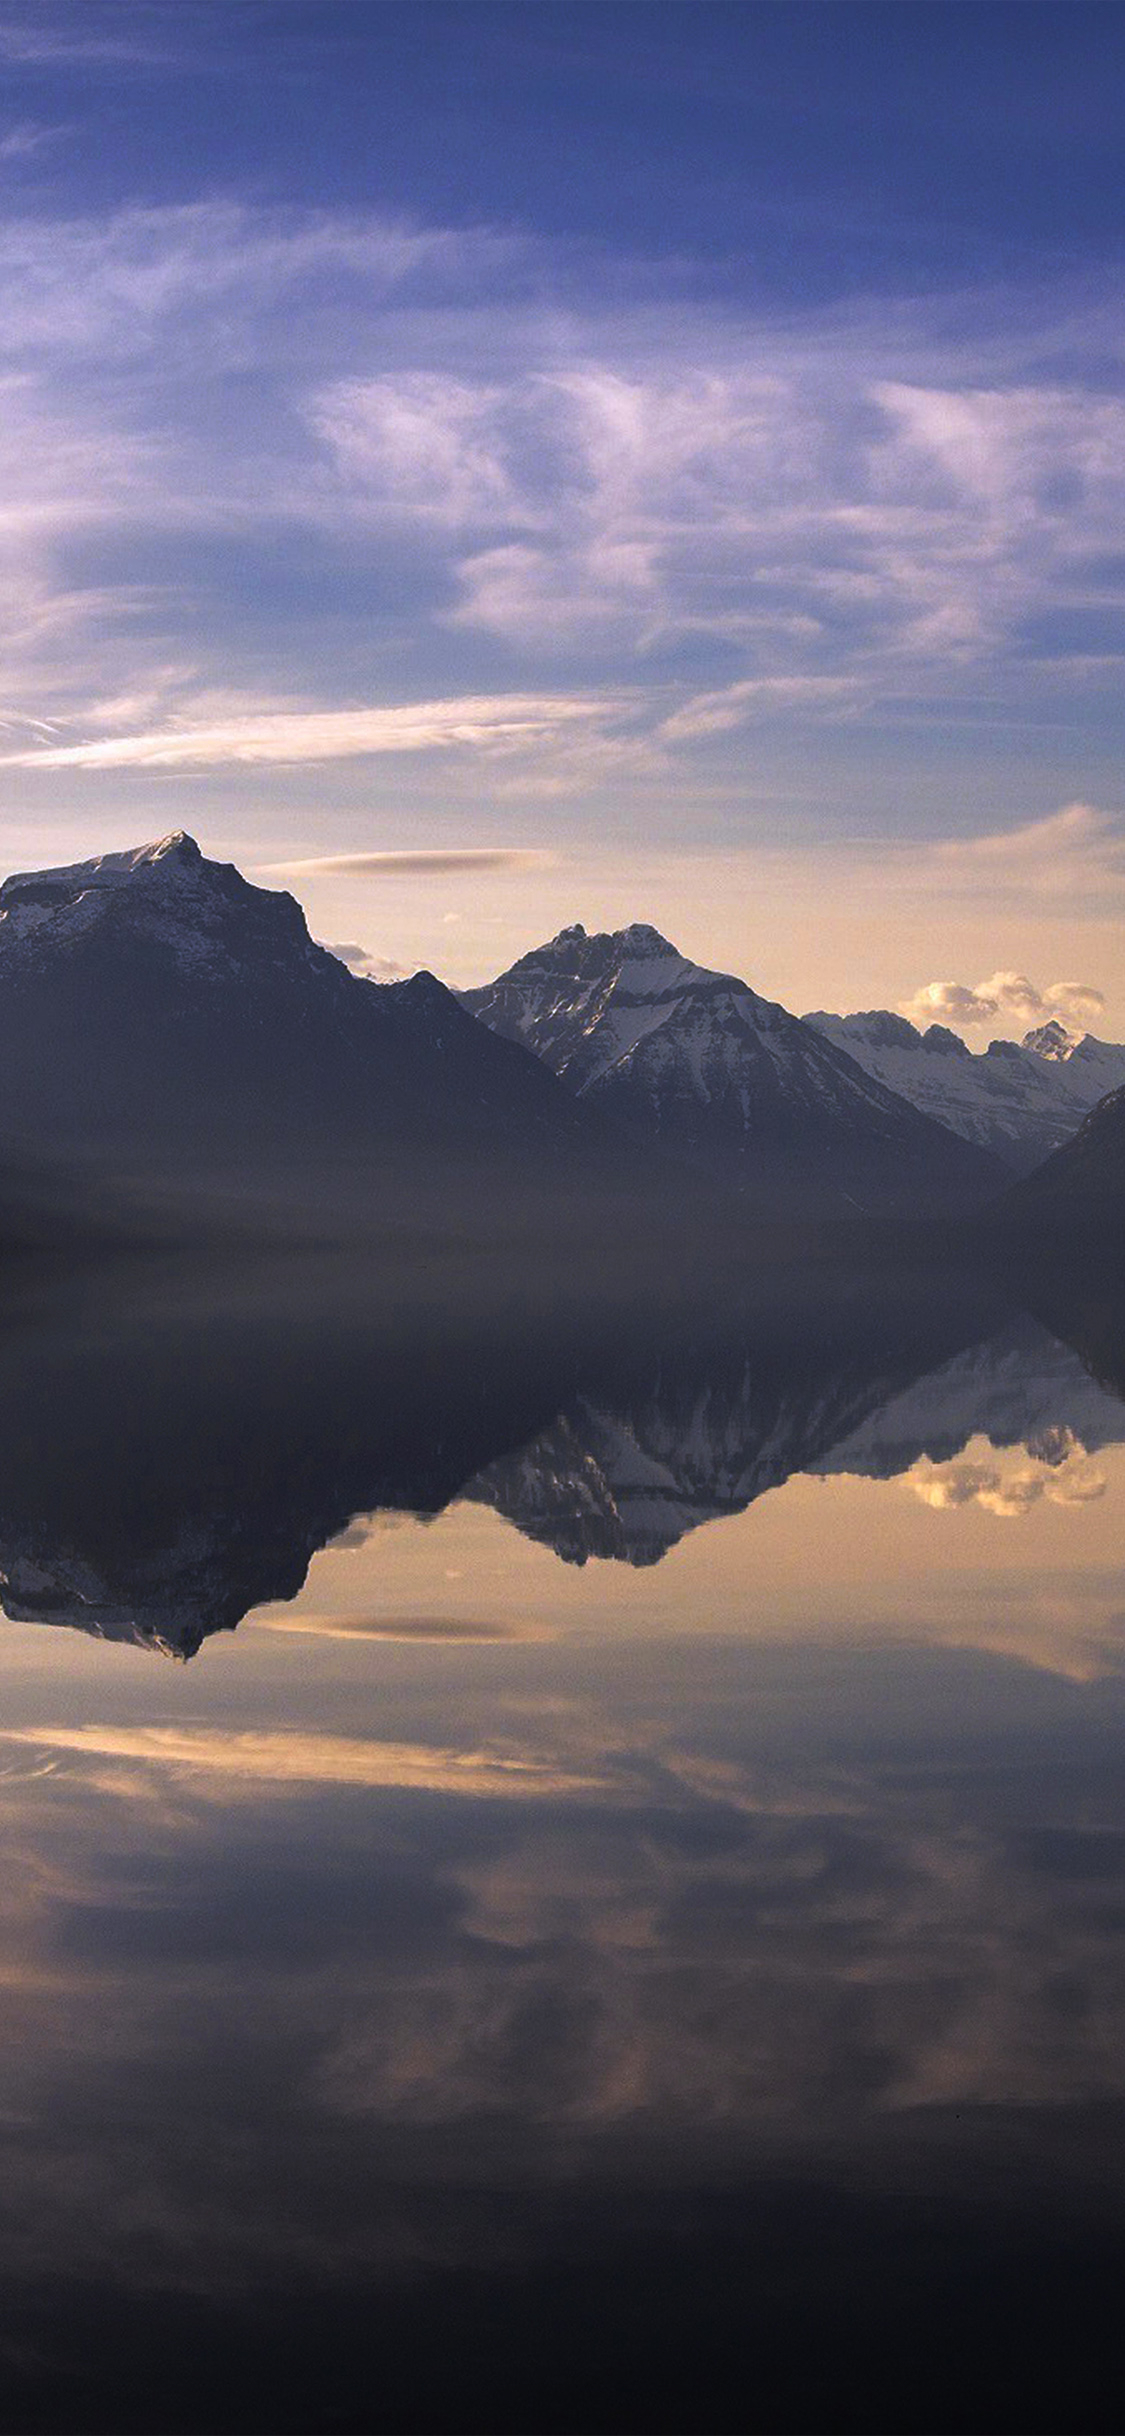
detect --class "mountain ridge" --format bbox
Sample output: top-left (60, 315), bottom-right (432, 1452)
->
top-left (0, 838), bottom-right (1115, 1243)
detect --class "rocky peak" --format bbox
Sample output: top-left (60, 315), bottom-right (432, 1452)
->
top-left (0, 829), bottom-right (205, 915)
top-left (1024, 1018), bottom-right (1077, 1062)
top-left (806, 1010), bottom-right (923, 1053)
top-left (616, 921), bottom-right (679, 957)
top-left (855, 1012), bottom-right (923, 1050)
top-left (0, 830), bottom-right (324, 989)
top-left (922, 1024), bottom-right (971, 1057)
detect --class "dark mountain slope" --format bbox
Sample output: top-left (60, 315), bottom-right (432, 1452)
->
top-left (999, 1085), bottom-right (1125, 1246)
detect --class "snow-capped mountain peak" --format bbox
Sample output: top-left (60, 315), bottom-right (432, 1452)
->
top-left (0, 828), bottom-right (328, 994)
top-left (923, 1024), bottom-right (971, 1058)
top-left (463, 925), bottom-right (1004, 1216)
top-left (1, 829), bottom-right (203, 916)
top-left (461, 922), bottom-right (733, 1091)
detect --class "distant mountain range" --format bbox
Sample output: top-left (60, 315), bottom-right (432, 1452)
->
top-left (806, 1008), bottom-right (1125, 1175)
top-left (462, 922), bottom-right (1005, 1217)
top-left (0, 832), bottom-right (1120, 1239)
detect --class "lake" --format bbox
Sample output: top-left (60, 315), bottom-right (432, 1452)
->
top-left (0, 1245), bottom-right (1122, 2432)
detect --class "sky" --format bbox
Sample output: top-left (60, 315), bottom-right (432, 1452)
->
top-left (0, 0), bottom-right (1123, 1029)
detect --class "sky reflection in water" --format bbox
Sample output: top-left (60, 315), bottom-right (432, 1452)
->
top-left (0, 1256), bottom-right (1124, 2431)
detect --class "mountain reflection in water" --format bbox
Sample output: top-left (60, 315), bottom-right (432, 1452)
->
top-left (0, 1251), bottom-right (1115, 1651)
top-left (0, 1248), bottom-right (1124, 2432)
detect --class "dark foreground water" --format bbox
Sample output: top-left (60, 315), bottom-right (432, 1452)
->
top-left (0, 1246), bottom-right (1124, 2433)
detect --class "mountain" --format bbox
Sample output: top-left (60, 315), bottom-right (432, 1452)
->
top-left (1047, 1029), bottom-right (1125, 1104)
top-left (999, 1084), bottom-right (1125, 1240)
top-left (1023, 1019), bottom-right (1074, 1063)
top-left (805, 1008), bottom-right (1125, 1175)
top-left (462, 923), bottom-right (1006, 1217)
top-left (0, 833), bottom-right (650, 1236)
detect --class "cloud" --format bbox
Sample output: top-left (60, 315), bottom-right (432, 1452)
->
top-left (308, 345), bottom-right (1125, 682)
top-left (246, 1611), bottom-right (545, 1643)
top-left (0, 119), bottom-right (68, 160)
top-left (311, 374), bottom-right (523, 527)
top-left (903, 1439), bottom-right (1107, 1518)
top-left (0, 696), bottom-right (615, 770)
top-left (658, 675), bottom-right (861, 740)
top-left (903, 804), bottom-right (1125, 936)
top-left (319, 941), bottom-right (408, 980)
top-left (900, 968), bottom-right (1106, 1033)
top-left (0, 16), bottom-right (172, 67)
top-left (0, 1725), bottom-right (606, 1800)
top-left (0, 192), bottom-right (1120, 824)
top-left (934, 803), bottom-right (1123, 882)
top-left (0, 197), bottom-right (512, 361)
top-left (273, 846), bottom-right (553, 878)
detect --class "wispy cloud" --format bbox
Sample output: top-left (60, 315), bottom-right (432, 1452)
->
top-left (0, 119), bottom-right (68, 161)
top-left (935, 802), bottom-right (1121, 873)
top-left (308, 344), bottom-right (1125, 684)
top-left (0, 14), bottom-right (173, 67)
top-left (920, 803), bottom-right (1125, 914)
top-left (658, 675), bottom-right (861, 740)
top-left (246, 1610), bottom-right (545, 1643)
top-left (275, 847), bottom-right (552, 879)
top-left (1, 1725), bottom-right (606, 1800)
top-left (0, 188), bottom-right (1118, 902)
top-left (312, 373), bottom-right (525, 528)
top-left (0, 696), bottom-right (616, 770)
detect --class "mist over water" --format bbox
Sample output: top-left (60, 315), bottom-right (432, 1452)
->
top-left (0, 1241), bottom-right (1121, 2430)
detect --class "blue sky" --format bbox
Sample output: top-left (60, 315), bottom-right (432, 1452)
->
top-left (0, 0), bottom-right (1123, 1026)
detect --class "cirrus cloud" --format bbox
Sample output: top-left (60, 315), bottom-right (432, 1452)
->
top-left (0, 189), bottom-right (1118, 895)
top-left (0, 694), bottom-right (620, 770)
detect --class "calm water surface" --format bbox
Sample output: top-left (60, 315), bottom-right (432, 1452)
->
top-left (0, 1252), bottom-right (1123, 2432)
